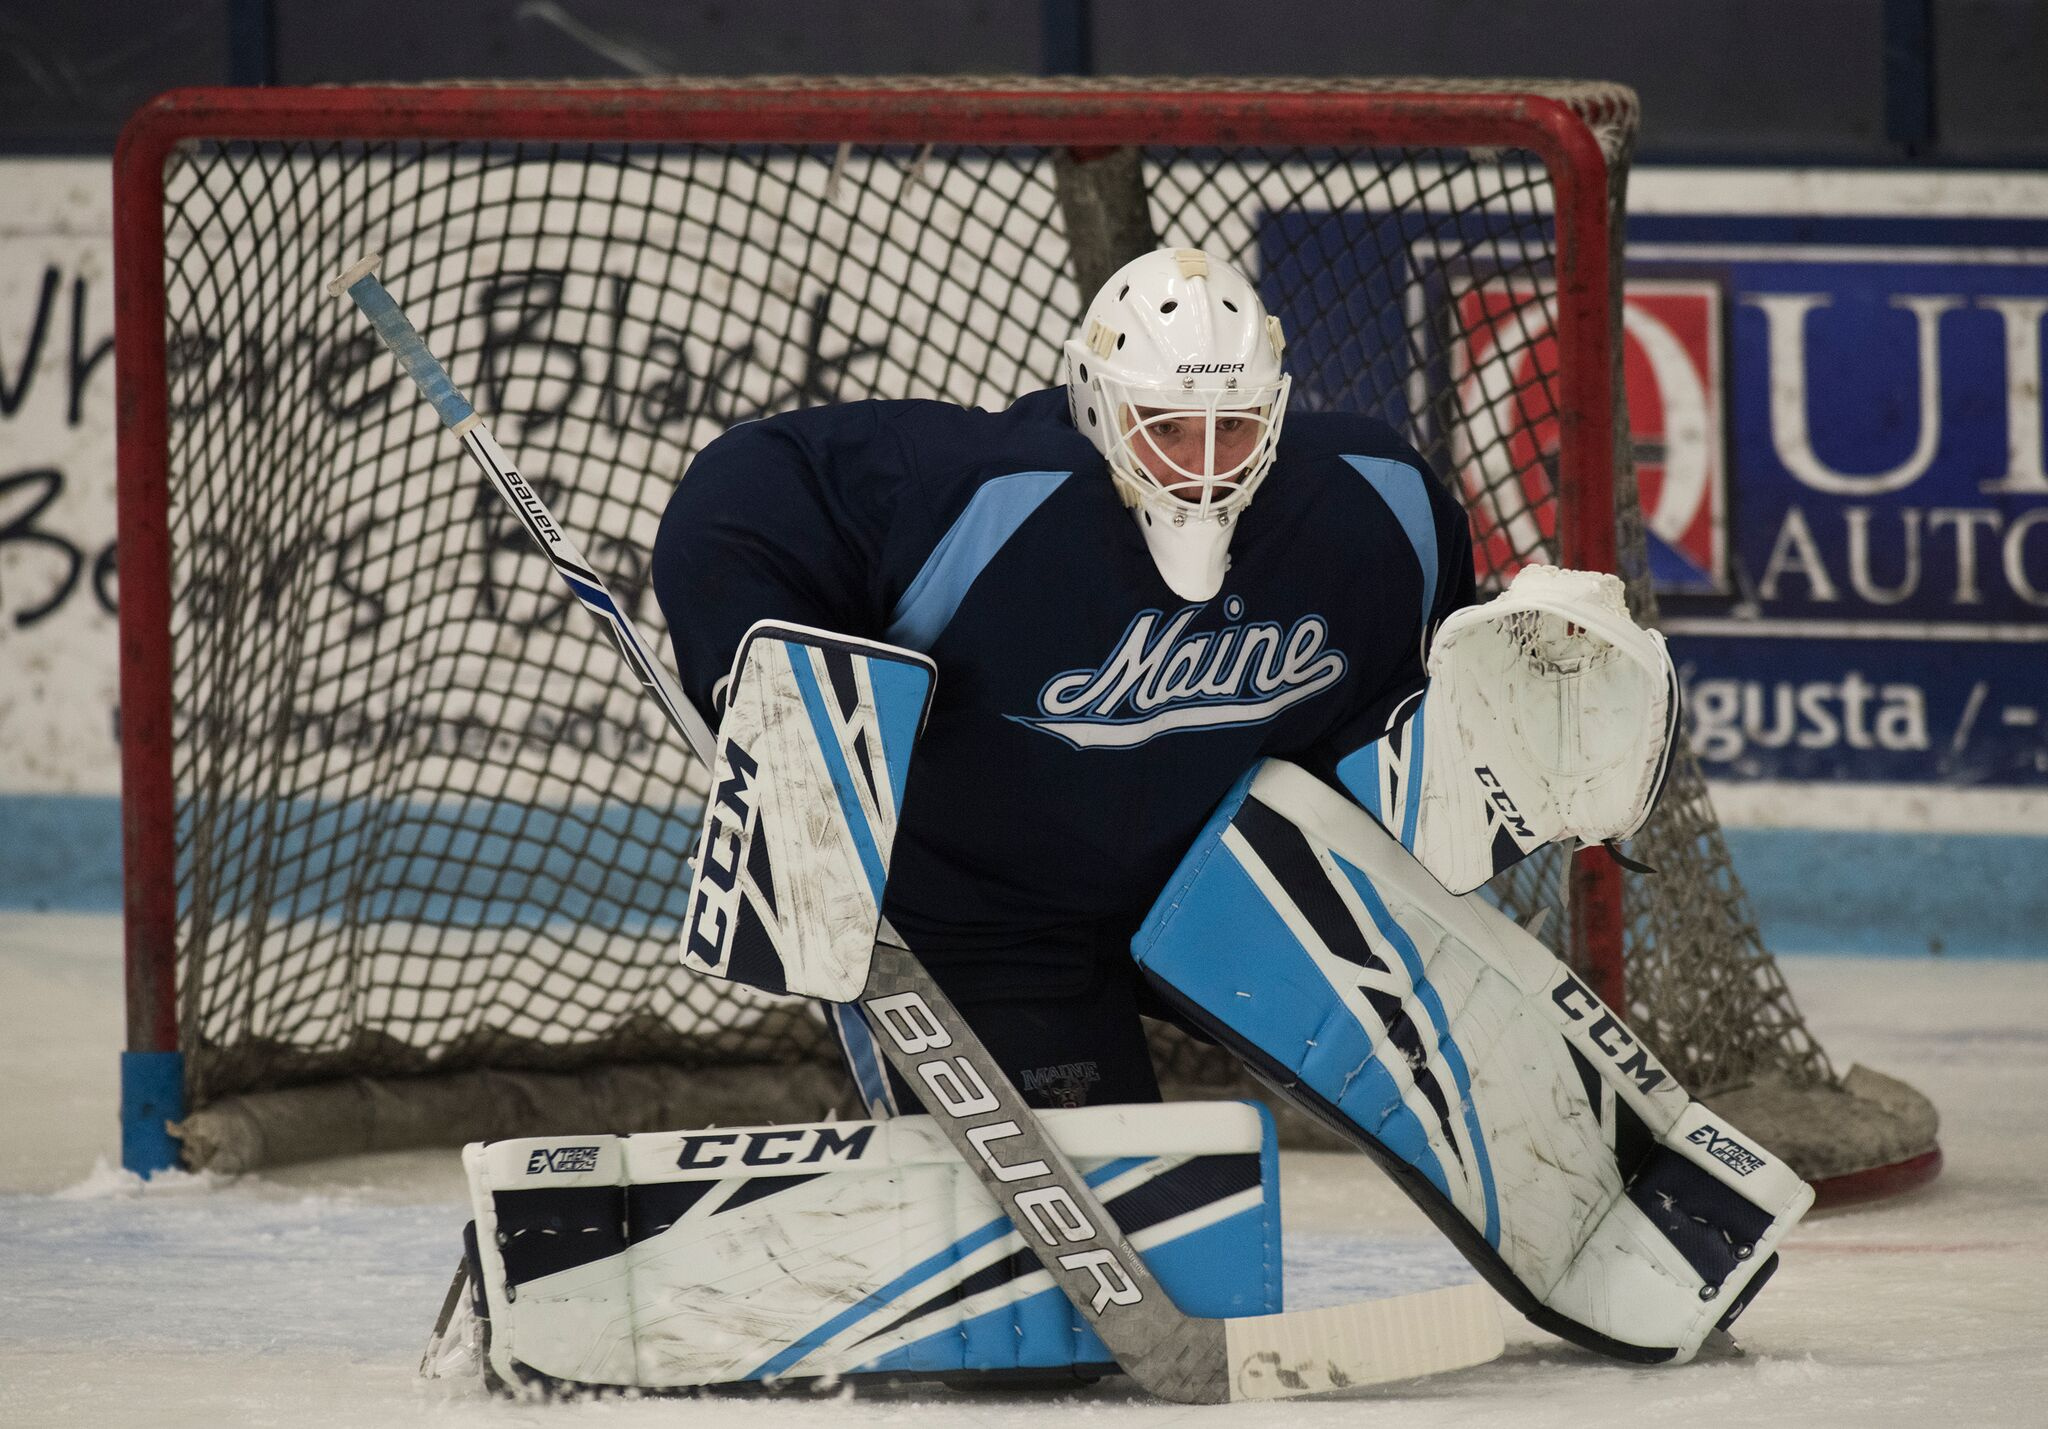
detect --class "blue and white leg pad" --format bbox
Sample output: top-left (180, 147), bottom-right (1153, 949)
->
top-left (679, 621), bottom-right (934, 1002)
top-left (441, 1103), bottom-right (1279, 1393)
top-left (1132, 759), bottom-right (1812, 1364)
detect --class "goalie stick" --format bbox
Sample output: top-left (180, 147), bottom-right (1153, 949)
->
top-left (330, 254), bottom-right (1504, 1403)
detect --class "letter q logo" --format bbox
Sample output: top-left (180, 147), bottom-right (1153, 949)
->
top-left (1446, 275), bottom-right (1727, 594)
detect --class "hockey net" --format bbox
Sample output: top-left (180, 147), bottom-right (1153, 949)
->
top-left (115, 78), bottom-right (1936, 1199)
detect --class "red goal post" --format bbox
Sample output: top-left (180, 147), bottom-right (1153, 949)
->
top-left (110, 78), bottom-right (1935, 1203)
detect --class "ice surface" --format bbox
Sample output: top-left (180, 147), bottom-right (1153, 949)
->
top-left (3, 911), bottom-right (2043, 1427)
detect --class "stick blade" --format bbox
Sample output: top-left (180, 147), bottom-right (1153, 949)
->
top-left (1222, 1283), bottom-right (1503, 1401)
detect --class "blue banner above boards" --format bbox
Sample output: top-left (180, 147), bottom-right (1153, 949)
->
top-left (1629, 212), bottom-right (2048, 792)
top-left (1263, 194), bottom-right (2048, 798)
top-left (1679, 633), bottom-right (2046, 787)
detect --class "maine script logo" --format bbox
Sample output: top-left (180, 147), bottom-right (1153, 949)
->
top-left (1010, 596), bottom-right (1348, 750)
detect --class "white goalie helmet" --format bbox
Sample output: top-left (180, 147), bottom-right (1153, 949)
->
top-left (1064, 248), bottom-right (1291, 602)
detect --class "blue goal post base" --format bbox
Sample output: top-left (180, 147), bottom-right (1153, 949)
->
top-left (121, 1050), bottom-right (186, 1176)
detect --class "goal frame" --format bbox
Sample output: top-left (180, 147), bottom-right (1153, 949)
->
top-left (112, 81), bottom-right (1626, 1172)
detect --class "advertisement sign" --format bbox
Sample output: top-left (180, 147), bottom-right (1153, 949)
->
top-left (1630, 211), bottom-right (2048, 793)
top-left (1266, 187), bottom-right (2048, 801)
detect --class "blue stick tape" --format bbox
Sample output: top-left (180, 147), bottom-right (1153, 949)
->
top-left (346, 274), bottom-right (476, 429)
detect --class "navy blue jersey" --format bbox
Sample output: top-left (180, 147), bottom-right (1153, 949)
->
top-left (653, 388), bottom-right (1474, 999)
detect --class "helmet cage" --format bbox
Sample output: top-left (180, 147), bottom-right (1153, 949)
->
top-left (1090, 372), bottom-right (1291, 524)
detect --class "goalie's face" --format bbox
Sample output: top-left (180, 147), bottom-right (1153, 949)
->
top-left (1101, 382), bottom-right (1286, 522)
top-left (1123, 405), bottom-right (1269, 506)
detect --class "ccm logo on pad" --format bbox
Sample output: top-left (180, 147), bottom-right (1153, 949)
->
top-left (684, 737), bottom-right (760, 969)
top-left (675, 1125), bottom-right (876, 1172)
top-left (1551, 972), bottom-right (1668, 1096)
top-left (1474, 766), bottom-right (1533, 839)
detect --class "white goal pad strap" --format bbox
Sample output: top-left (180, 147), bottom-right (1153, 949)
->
top-left (679, 621), bottom-right (934, 1001)
top-left (1133, 760), bottom-right (1813, 1363)
top-left (443, 1104), bottom-right (1279, 1393)
top-left (1337, 565), bottom-right (1679, 894)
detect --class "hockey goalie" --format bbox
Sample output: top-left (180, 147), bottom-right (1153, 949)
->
top-left (393, 248), bottom-right (1811, 1398)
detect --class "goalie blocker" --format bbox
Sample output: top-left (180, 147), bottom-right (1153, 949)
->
top-left (1133, 759), bottom-right (1813, 1363)
top-left (678, 619), bottom-right (935, 1002)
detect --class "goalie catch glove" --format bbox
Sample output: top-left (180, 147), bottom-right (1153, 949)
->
top-left (1336, 564), bottom-right (1679, 894)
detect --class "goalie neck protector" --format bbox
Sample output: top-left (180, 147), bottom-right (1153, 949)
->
top-left (653, 388), bottom-right (1475, 1003)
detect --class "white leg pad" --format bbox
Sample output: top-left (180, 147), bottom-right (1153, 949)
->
top-left (1133, 759), bottom-right (1813, 1363)
top-left (449, 1103), bottom-right (1282, 1392)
